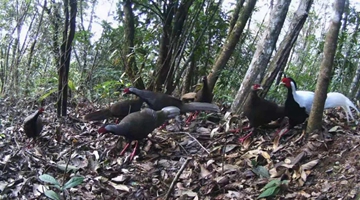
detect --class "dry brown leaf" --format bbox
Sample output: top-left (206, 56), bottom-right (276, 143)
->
top-left (224, 144), bottom-right (237, 153)
top-left (301, 159), bottom-right (319, 170)
top-left (197, 127), bottom-right (210, 134)
top-left (200, 164), bottom-right (211, 178)
top-left (111, 175), bottom-right (128, 183)
top-left (210, 127), bottom-right (221, 138)
top-left (108, 181), bottom-right (131, 192)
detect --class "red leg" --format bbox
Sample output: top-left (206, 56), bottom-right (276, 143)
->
top-left (119, 142), bottom-right (131, 156)
top-left (238, 128), bottom-right (254, 143)
top-left (274, 127), bottom-right (290, 139)
top-left (26, 138), bottom-right (36, 149)
top-left (115, 118), bottom-right (120, 124)
top-left (185, 111), bottom-right (201, 124)
top-left (278, 128), bottom-right (290, 137)
top-left (185, 113), bottom-right (195, 124)
top-left (192, 111), bottom-right (200, 119)
top-left (129, 141), bottom-right (139, 161)
top-left (228, 124), bottom-right (251, 133)
top-left (158, 121), bottom-right (168, 130)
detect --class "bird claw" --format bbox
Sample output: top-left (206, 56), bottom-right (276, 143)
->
top-left (129, 141), bottom-right (138, 162)
top-left (228, 129), bottom-right (240, 133)
top-left (238, 132), bottom-right (253, 143)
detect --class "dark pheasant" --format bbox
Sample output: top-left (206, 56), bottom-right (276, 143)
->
top-left (84, 99), bottom-right (143, 123)
top-left (239, 84), bottom-right (284, 143)
top-left (23, 108), bottom-right (44, 146)
top-left (98, 106), bottom-right (180, 161)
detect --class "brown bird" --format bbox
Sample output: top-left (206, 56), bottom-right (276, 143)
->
top-left (84, 99), bottom-right (143, 123)
top-left (195, 76), bottom-right (213, 103)
top-left (238, 84), bottom-right (284, 143)
top-left (23, 108), bottom-right (44, 146)
top-left (98, 106), bottom-right (180, 161)
top-left (186, 76), bottom-right (214, 123)
top-left (123, 87), bottom-right (219, 113)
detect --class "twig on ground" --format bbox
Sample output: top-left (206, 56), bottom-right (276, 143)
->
top-left (164, 158), bottom-right (191, 200)
top-left (170, 132), bottom-right (210, 155)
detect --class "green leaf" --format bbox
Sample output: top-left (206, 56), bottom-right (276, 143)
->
top-left (257, 186), bottom-right (280, 199)
top-left (44, 190), bottom-right (61, 200)
top-left (68, 80), bottom-right (76, 91)
top-left (56, 163), bottom-right (79, 172)
top-left (63, 176), bottom-right (84, 189)
top-left (251, 159), bottom-right (257, 167)
top-left (39, 174), bottom-right (60, 186)
top-left (39, 88), bottom-right (57, 102)
top-left (256, 166), bottom-right (270, 178)
top-left (262, 179), bottom-right (280, 190)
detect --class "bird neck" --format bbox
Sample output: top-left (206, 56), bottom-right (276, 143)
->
top-left (289, 82), bottom-right (298, 99)
top-left (285, 85), bottom-right (296, 103)
top-left (105, 124), bottom-right (127, 136)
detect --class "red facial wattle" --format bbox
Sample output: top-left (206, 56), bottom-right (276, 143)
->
top-left (98, 127), bottom-right (107, 133)
top-left (281, 78), bottom-right (291, 88)
top-left (123, 88), bottom-right (130, 93)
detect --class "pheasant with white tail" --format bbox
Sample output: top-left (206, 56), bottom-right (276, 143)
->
top-left (276, 77), bottom-right (359, 138)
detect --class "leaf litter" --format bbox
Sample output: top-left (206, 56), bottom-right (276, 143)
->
top-left (0, 97), bottom-right (360, 199)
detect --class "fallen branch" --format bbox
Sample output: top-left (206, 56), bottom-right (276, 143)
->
top-left (170, 132), bottom-right (210, 155)
top-left (165, 158), bottom-right (191, 200)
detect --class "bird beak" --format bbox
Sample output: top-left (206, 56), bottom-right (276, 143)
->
top-left (279, 82), bottom-right (285, 86)
top-left (122, 90), bottom-right (128, 96)
top-left (258, 86), bottom-right (264, 90)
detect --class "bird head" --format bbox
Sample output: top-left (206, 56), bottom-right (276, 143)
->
top-left (202, 76), bottom-right (207, 82)
top-left (38, 108), bottom-right (45, 113)
top-left (123, 88), bottom-right (130, 94)
top-left (281, 77), bottom-right (297, 89)
top-left (97, 126), bottom-right (108, 133)
top-left (252, 84), bottom-right (263, 91)
top-left (281, 77), bottom-right (291, 88)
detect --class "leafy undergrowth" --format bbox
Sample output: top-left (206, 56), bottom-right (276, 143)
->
top-left (1, 98), bottom-right (360, 200)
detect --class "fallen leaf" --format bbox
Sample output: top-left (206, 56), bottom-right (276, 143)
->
top-left (301, 159), bottom-right (319, 170)
top-left (108, 182), bottom-right (131, 192)
top-left (200, 164), bottom-right (211, 178)
top-left (224, 144), bottom-right (237, 153)
top-left (329, 126), bottom-right (340, 133)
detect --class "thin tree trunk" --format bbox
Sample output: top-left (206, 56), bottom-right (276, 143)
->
top-left (306, 0), bottom-right (345, 133)
top-left (123, 0), bottom-right (144, 89)
top-left (228, 0), bottom-right (245, 35)
top-left (260, 0), bottom-right (313, 98)
top-left (231, 0), bottom-right (291, 114)
top-left (58, 0), bottom-right (77, 117)
top-left (207, 0), bottom-right (257, 91)
top-left (24, 1), bottom-right (46, 95)
top-left (349, 63), bottom-right (360, 99)
top-left (181, 54), bottom-right (196, 95)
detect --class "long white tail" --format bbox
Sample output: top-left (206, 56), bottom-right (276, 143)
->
top-left (325, 92), bottom-right (359, 122)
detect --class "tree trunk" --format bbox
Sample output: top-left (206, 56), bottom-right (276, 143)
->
top-left (259, 0), bottom-right (313, 98)
top-left (181, 54), bottom-right (196, 95)
top-left (24, 1), bottom-right (46, 95)
top-left (231, 0), bottom-right (291, 114)
top-left (228, 0), bottom-right (245, 35)
top-left (123, 0), bottom-right (145, 89)
top-left (349, 63), bottom-right (360, 98)
top-left (306, 0), bottom-right (345, 133)
top-left (57, 0), bottom-right (77, 117)
top-left (148, 0), bottom-right (194, 93)
top-left (207, 0), bottom-right (257, 91)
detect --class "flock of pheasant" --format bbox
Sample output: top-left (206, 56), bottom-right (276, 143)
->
top-left (23, 76), bottom-right (359, 161)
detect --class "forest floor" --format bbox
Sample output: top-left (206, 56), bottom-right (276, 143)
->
top-left (1, 97), bottom-right (360, 200)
